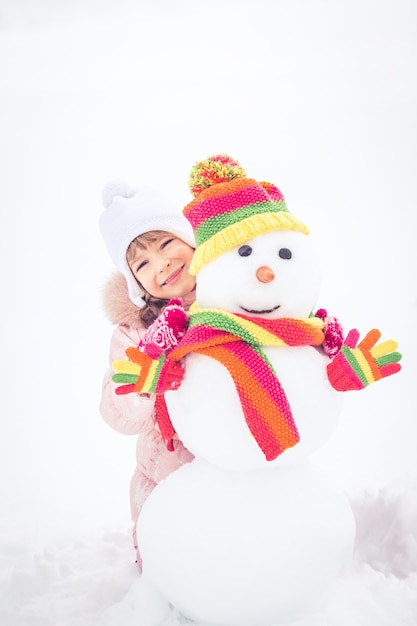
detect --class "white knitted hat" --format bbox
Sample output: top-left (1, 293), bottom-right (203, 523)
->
top-left (99, 181), bottom-right (195, 307)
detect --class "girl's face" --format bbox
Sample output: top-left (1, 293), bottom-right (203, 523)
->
top-left (128, 233), bottom-right (196, 300)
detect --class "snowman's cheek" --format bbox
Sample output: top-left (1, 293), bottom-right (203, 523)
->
top-left (197, 277), bottom-right (254, 310)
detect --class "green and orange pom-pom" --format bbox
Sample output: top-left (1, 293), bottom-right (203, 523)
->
top-left (188, 154), bottom-right (246, 197)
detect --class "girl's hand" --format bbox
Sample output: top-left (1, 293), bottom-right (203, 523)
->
top-left (139, 298), bottom-right (188, 357)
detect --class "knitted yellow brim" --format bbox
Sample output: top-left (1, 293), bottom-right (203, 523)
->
top-left (189, 211), bottom-right (309, 275)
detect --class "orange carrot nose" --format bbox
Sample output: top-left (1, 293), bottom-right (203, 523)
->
top-left (256, 265), bottom-right (275, 283)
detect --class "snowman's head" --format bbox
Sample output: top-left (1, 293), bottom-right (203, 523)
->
top-left (196, 229), bottom-right (322, 319)
top-left (183, 154), bottom-right (319, 318)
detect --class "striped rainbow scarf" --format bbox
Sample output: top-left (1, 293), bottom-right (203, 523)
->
top-left (168, 306), bottom-right (325, 461)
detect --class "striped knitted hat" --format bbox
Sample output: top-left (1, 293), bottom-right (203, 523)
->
top-left (184, 154), bottom-right (309, 275)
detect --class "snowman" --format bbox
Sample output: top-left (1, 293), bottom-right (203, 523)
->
top-left (112, 155), bottom-right (402, 626)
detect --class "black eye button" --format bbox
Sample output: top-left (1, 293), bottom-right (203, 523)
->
top-left (279, 248), bottom-right (292, 260)
top-left (238, 245), bottom-right (253, 257)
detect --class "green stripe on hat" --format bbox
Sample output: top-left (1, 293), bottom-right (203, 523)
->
top-left (194, 200), bottom-right (288, 245)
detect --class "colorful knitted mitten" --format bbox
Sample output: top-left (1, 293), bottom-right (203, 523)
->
top-left (327, 328), bottom-right (402, 391)
top-left (138, 298), bottom-right (188, 358)
top-left (112, 347), bottom-right (184, 395)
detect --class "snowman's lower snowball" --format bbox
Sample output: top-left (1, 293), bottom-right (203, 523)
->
top-left (138, 459), bottom-right (355, 626)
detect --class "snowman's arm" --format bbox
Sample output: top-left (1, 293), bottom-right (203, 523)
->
top-left (112, 347), bottom-right (184, 395)
top-left (327, 328), bottom-right (402, 391)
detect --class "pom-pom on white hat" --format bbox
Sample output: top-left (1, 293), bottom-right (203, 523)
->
top-left (99, 181), bottom-right (195, 307)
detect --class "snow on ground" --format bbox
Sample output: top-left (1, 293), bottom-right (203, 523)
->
top-left (1, 481), bottom-right (416, 626)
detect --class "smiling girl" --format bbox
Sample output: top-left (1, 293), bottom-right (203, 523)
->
top-left (127, 230), bottom-right (196, 326)
top-left (99, 182), bottom-right (196, 569)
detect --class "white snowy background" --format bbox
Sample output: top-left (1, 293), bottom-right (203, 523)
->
top-left (0, 0), bottom-right (416, 624)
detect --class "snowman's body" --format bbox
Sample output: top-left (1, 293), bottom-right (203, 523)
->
top-left (165, 345), bottom-right (343, 470)
top-left (137, 230), bottom-right (356, 625)
top-left (139, 459), bottom-right (354, 626)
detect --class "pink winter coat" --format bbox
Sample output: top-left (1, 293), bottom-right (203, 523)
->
top-left (99, 273), bottom-right (194, 567)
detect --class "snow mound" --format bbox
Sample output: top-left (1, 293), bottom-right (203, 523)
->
top-left (1, 485), bottom-right (416, 626)
top-left (350, 479), bottom-right (417, 578)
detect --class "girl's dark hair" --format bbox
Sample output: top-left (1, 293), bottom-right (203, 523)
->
top-left (126, 230), bottom-right (177, 328)
top-left (139, 292), bottom-right (171, 327)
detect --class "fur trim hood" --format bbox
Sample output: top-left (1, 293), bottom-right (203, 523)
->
top-left (101, 272), bottom-right (143, 327)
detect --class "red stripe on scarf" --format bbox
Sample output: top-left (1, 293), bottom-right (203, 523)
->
top-left (199, 343), bottom-right (299, 460)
